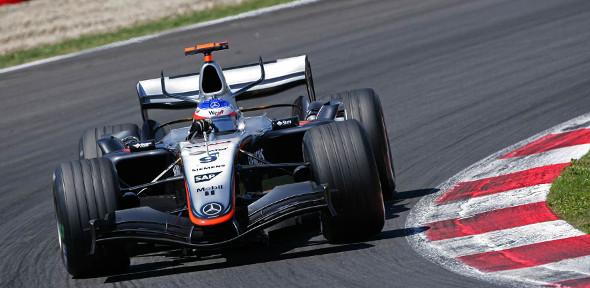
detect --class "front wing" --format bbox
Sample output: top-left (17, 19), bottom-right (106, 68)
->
top-left (90, 181), bottom-right (332, 252)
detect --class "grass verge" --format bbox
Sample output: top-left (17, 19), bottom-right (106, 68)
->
top-left (547, 152), bottom-right (590, 233)
top-left (0, 0), bottom-right (292, 69)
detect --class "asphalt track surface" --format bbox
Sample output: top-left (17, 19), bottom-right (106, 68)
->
top-left (2, 0), bottom-right (590, 287)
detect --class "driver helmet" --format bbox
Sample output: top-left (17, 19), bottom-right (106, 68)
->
top-left (193, 98), bottom-right (239, 132)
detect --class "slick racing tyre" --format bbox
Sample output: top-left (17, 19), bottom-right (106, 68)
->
top-left (329, 89), bottom-right (396, 200)
top-left (52, 158), bottom-right (129, 277)
top-left (303, 120), bottom-right (385, 242)
top-left (79, 124), bottom-right (139, 159)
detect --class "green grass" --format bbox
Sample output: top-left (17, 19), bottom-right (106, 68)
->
top-left (0, 0), bottom-right (292, 68)
top-left (547, 152), bottom-right (590, 233)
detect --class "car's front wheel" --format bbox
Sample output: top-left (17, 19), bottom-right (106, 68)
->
top-left (329, 89), bottom-right (396, 200)
top-left (303, 120), bottom-right (385, 242)
top-left (52, 158), bottom-right (129, 277)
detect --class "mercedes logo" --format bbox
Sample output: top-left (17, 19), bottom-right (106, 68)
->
top-left (210, 101), bottom-right (221, 108)
top-left (201, 202), bottom-right (223, 216)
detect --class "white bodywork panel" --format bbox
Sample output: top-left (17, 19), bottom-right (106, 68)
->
top-left (180, 138), bottom-right (240, 220)
top-left (137, 55), bottom-right (307, 105)
top-left (162, 116), bottom-right (273, 222)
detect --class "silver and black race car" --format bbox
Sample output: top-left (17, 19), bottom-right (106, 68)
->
top-left (52, 41), bottom-right (396, 277)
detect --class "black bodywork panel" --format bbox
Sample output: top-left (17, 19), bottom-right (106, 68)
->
top-left (91, 181), bottom-right (331, 251)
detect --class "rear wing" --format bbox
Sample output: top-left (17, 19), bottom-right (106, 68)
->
top-left (136, 55), bottom-right (316, 120)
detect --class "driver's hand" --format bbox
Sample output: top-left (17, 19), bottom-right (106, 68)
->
top-left (187, 119), bottom-right (211, 140)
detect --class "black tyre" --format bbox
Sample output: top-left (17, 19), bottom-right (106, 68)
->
top-left (52, 158), bottom-right (129, 277)
top-left (79, 124), bottom-right (139, 159)
top-left (330, 89), bottom-right (396, 199)
top-left (303, 120), bottom-right (385, 242)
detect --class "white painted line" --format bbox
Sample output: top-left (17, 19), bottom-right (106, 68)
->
top-left (422, 184), bottom-right (551, 223)
top-left (494, 255), bottom-right (590, 284)
top-left (430, 220), bottom-right (585, 258)
top-left (0, 0), bottom-right (320, 75)
top-left (464, 144), bottom-right (590, 181)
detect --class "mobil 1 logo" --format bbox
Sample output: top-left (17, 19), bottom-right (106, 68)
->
top-left (194, 171), bottom-right (221, 183)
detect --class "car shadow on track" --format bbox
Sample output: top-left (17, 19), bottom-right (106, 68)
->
top-left (105, 238), bottom-right (371, 282)
top-left (103, 189), bottom-right (434, 283)
top-left (385, 188), bottom-right (439, 220)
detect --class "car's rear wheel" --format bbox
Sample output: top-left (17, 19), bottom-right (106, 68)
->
top-left (52, 158), bottom-right (129, 277)
top-left (79, 124), bottom-right (139, 159)
top-left (303, 120), bottom-right (385, 242)
top-left (329, 89), bottom-right (396, 200)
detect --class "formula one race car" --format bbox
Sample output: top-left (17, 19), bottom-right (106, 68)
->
top-left (52, 41), bottom-right (396, 277)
